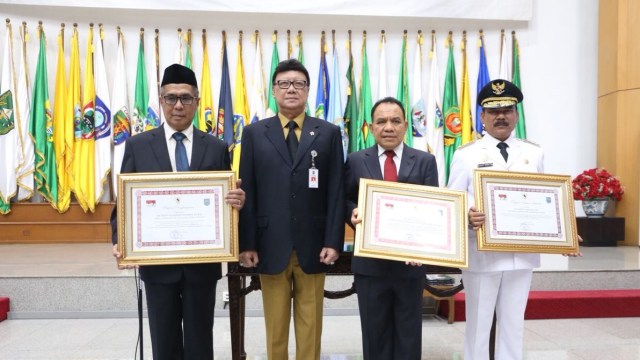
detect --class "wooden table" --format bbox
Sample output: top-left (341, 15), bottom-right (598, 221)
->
top-left (576, 216), bottom-right (625, 246)
top-left (226, 252), bottom-right (463, 360)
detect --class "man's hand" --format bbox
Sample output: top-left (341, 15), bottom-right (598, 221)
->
top-left (226, 178), bottom-right (245, 210)
top-left (563, 234), bottom-right (584, 257)
top-left (468, 206), bottom-right (485, 230)
top-left (320, 247), bottom-right (339, 265)
top-left (239, 250), bottom-right (259, 267)
top-left (351, 208), bottom-right (361, 226)
top-left (112, 244), bottom-right (138, 270)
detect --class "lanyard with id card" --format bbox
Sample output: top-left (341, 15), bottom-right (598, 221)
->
top-left (309, 150), bottom-right (319, 188)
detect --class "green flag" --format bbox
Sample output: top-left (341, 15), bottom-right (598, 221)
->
top-left (30, 27), bottom-right (58, 208)
top-left (184, 31), bottom-right (200, 128)
top-left (512, 32), bottom-right (526, 139)
top-left (266, 33), bottom-right (279, 117)
top-left (344, 38), bottom-right (359, 154)
top-left (443, 35), bottom-right (461, 183)
top-left (359, 35), bottom-right (374, 148)
top-left (133, 33), bottom-right (148, 134)
top-left (396, 33), bottom-right (412, 146)
top-left (297, 33), bottom-right (311, 116)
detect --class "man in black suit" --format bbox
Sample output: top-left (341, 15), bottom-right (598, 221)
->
top-left (345, 97), bottom-right (439, 360)
top-left (238, 59), bottom-right (345, 359)
top-left (111, 64), bottom-right (244, 360)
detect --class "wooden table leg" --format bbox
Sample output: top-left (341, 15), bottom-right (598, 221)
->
top-left (228, 275), bottom-right (247, 360)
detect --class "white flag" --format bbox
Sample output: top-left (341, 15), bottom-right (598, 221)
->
top-left (111, 31), bottom-right (131, 195)
top-left (94, 27), bottom-right (112, 203)
top-left (426, 36), bottom-right (445, 187)
top-left (498, 31), bottom-right (510, 80)
top-left (327, 46), bottom-right (346, 159)
top-left (410, 34), bottom-right (427, 152)
top-left (0, 23), bottom-right (20, 212)
top-left (16, 25), bottom-right (34, 200)
top-left (249, 34), bottom-right (266, 124)
top-left (377, 33), bottom-right (388, 100)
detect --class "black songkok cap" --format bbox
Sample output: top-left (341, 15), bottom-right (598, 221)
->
top-left (477, 79), bottom-right (523, 108)
top-left (161, 63), bottom-right (198, 88)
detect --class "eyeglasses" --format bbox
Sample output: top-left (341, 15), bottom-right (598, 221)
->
top-left (162, 95), bottom-right (197, 105)
top-left (274, 80), bottom-right (307, 89)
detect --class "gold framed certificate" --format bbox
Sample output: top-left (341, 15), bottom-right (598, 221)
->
top-left (354, 179), bottom-right (468, 268)
top-left (474, 169), bottom-right (579, 254)
top-left (116, 171), bottom-right (239, 266)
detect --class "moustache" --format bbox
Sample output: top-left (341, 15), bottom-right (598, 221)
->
top-left (493, 120), bottom-right (509, 127)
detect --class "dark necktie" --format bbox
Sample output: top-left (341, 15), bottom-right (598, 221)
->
top-left (383, 150), bottom-right (398, 182)
top-left (497, 142), bottom-right (509, 162)
top-left (172, 132), bottom-right (189, 171)
top-left (286, 120), bottom-right (299, 161)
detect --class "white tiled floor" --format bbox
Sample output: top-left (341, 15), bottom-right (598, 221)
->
top-left (1, 244), bottom-right (640, 359)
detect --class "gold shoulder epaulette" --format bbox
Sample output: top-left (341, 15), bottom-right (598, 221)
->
top-left (516, 138), bottom-right (540, 147)
top-left (457, 140), bottom-right (477, 150)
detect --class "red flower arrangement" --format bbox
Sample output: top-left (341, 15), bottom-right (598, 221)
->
top-left (572, 168), bottom-right (624, 201)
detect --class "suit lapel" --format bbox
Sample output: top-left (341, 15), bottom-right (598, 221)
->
top-left (150, 127), bottom-right (173, 172)
top-left (294, 117), bottom-right (321, 168)
top-left (363, 146), bottom-right (383, 179)
top-left (398, 145), bottom-right (416, 182)
top-left (190, 128), bottom-right (206, 170)
top-left (264, 117), bottom-right (292, 165)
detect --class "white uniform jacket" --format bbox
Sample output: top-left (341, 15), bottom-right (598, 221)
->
top-left (447, 133), bottom-right (544, 272)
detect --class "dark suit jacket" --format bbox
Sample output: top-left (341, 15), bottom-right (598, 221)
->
top-left (239, 115), bottom-right (345, 275)
top-left (345, 144), bottom-right (439, 278)
top-left (110, 125), bottom-right (230, 284)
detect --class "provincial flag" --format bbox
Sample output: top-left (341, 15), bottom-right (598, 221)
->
top-left (146, 29), bottom-right (161, 131)
top-left (460, 32), bottom-right (473, 145)
top-left (132, 30), bottom-right (148, 135)
top-left (498, 29), bottom-right (510, 80)
top-left (16, 23), bottom-right (34, 201)
top-left (512, 31), bottom-right (527, 139)
top-left (327, 34), bottom-right (346, 159)
top-left (216, 32), bottom-right (234, 148)
top-left (30, 24), bottom-right (58, 208)
top-left (266, 31), bottom-right (279, 117)
top-left (0, 21), bottom-right (19, 214)
top-left (111, 28), bottom-right (131, 195)
top-left (358, 31), bottom-right (374, 148)
top-left (476, 32), bottom-right (490, 138)
top-left (397, 31), bottom-right (412, 146)
top-left (94, 24), bottom-right (112, 203)
top-left (344, 31), bottom-right (359, 154)
top-left (64, 25), bottom-right (82, 210)
top-left (73, 24), bottom-right (96, 213)
top-left (442, 32), bottom-right (461, 183)
top-left (249, 31), bottom-right (266, 124)
top-left (232, 32), bottom-right (249, 174)
top-left (314, 31), bottom-right (329, 120)
top-left (377, 31), bottom-right (388, 100)
top-left (199, 29), bottom-right (214, 132)
top-left (411, 31), bottom-right (427, 151)
top-left (53, 24), bottom-right (71, 212)
top-left (426, 32), bottom-right (445, 187)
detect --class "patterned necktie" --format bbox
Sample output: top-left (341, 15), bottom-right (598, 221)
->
top-left (286, 120), bottom-right (299, 161)
top-left (172, 132), bottom-right (189, 171)
top-left (383, 150), bottom-right (398, 182)
top-left (497, 142), bottom-right (509, 162)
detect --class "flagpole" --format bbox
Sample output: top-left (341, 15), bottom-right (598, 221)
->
top-left (287, 29), bottom-right (292, 59)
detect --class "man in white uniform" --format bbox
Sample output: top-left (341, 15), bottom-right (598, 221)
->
top-left (447, 79), bottom-right (542, 360)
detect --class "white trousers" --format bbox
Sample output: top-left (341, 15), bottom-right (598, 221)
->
top-left (462, 269), bottom-right (533, 360)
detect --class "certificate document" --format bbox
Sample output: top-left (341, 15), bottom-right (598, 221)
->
top-left (117, 171), bottom-right (239, 266)
top-left (474, 169), bottom-right (579, 254)
top-left (355, 179), bottom-right (468, 268)
top-left (133, 187), bottom-right (224, 251)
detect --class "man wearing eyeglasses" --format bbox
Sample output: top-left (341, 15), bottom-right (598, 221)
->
top-left (239, 59), bottom-right (345, 359)
top-left (111, 63), bottom-right (244, 360)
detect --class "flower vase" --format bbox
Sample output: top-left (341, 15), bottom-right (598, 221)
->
top-left (582, 198), bottom-right (610, 218)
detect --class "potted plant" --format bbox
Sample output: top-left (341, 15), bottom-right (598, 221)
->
top-left (572, 168), bottom-right (624, 217)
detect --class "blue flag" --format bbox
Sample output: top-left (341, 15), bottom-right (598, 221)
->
top-left (216, 35), bottom-right (234, 149)
top-left (476, 35), bottom-right (490, 138)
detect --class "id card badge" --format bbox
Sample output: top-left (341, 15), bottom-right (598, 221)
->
top-left (309, 169), bottom-right (319, 188)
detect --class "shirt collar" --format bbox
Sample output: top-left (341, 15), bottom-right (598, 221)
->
top-left (377, 142), bottom-right (404, 159)
top-left (164, 122), bottom-right (194, 142)
top-left (278, 112), bottom-right (306, 129)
